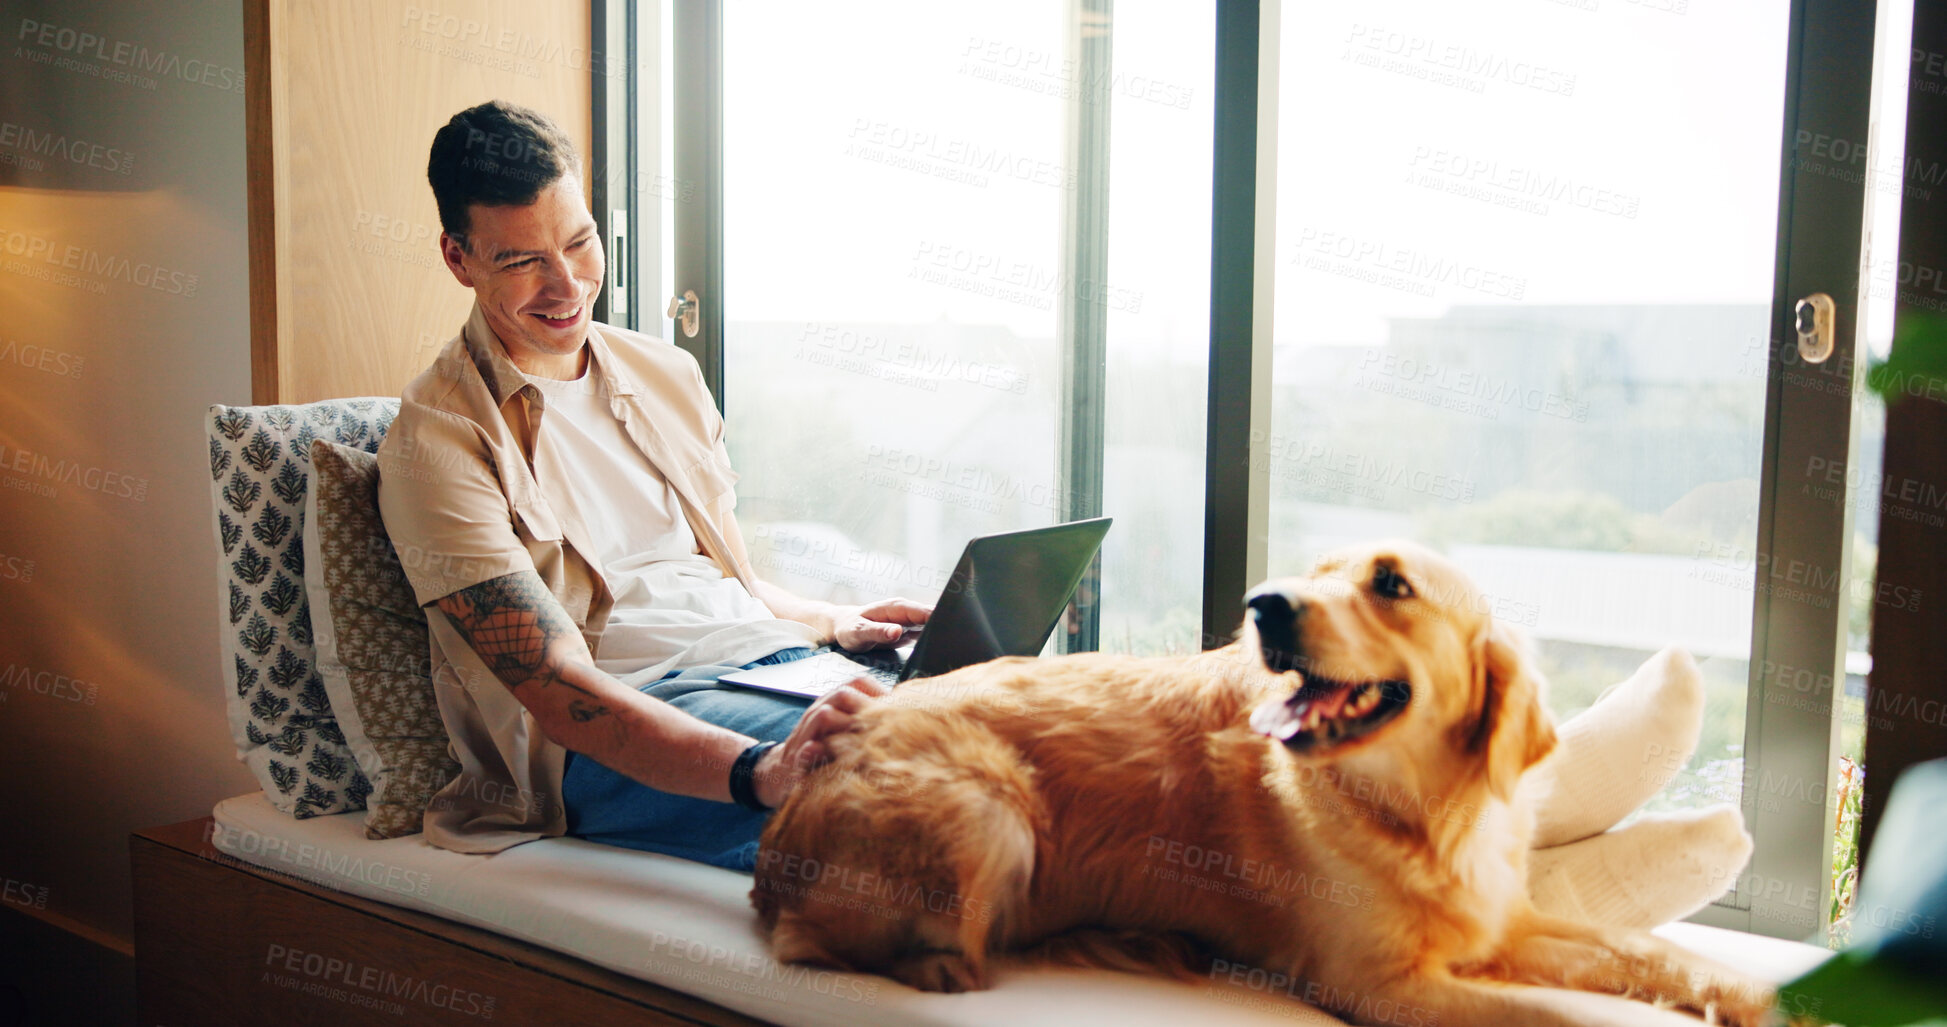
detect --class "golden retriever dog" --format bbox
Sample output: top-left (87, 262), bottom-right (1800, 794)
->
top-left (752, 540), bottom-right (1776, 1026)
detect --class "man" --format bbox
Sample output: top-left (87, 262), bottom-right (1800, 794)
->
top-left (377, 100), bottom-right (926, 870)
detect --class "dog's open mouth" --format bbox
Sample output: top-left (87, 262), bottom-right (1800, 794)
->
top-left (1249, 674), bottom-right (1411, 752)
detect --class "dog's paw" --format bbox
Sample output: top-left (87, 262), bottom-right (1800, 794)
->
top-left (891, 950), bottom-right (987, 993)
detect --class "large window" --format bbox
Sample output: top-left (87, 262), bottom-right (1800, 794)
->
top-left (718, 0), bottom-right (1069, 620)
top-left (604, 0), bottom-right (1907, 944)
top-left (1266, 0), bottom-right (1796, 830)
top-left (688, 0), bottom-right (1213, 654)
top-left (1257, 0), bottom-right (1909, 942)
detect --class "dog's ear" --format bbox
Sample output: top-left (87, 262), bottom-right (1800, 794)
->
top-left (1468, 618), bottom-right (1557, 802)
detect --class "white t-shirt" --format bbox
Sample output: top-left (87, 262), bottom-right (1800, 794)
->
top-left (526, 368), bottom-right (816, 684)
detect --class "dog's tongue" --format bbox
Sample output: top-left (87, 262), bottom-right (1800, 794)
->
top-left (1252, 675), bottom-right (1362, 740)
top-left (1250, 695), bottom-right (1307, 740)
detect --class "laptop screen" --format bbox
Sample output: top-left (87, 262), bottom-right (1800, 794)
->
top-left (905, 517), bottom-right (1112, 679)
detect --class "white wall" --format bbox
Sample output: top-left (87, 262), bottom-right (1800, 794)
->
top-left (0, 0), bottom-right (256, 974)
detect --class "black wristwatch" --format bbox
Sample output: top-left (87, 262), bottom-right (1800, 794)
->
top-left (730, 740), bottom-right (780, 812)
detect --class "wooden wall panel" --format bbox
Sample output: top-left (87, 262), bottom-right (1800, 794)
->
top-left (247, 0), bottom-right (593, 404)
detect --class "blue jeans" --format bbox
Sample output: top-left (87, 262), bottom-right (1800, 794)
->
top-left (561, 647), bottom-right (816, 871)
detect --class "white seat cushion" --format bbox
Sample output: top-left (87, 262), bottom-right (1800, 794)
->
top-left (210, 791), bottom-right (1828, 1026)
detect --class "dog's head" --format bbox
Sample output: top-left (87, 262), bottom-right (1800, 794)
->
top-left (1244, 539), bottom-right (1554, 802)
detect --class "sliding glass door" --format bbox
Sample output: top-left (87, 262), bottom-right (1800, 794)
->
top-left (606, 0), bottom-right (1909, 944)
top-left (1264, 0), bottom-right (1780, 930)
top-left (1255, 0), bottom-right (1901, 940)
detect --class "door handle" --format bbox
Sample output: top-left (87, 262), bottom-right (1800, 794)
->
top-left (665, 289), bottom-right (700, 339)
top-left (1795, 293), bottom-right (1835, 363)
top-left (609, 210), bottom-right (628, 317)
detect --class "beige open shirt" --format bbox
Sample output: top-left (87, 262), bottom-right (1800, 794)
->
top-left (376, 302), bottom-right (796, 854)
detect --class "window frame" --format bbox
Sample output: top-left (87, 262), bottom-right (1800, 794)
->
top-left (1713, 0), bottom-right (1880, 938)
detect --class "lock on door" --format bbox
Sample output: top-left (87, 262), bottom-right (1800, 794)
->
top-left (1795, 293), bottom-right (1836, 363)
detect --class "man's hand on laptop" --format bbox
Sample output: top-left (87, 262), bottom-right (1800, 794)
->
top-left (830, 598), bottom-right (932, 651)
top-left (755, 674), bottom-right (893, 808)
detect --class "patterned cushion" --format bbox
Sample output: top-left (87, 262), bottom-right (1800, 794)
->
top-left (207, 399), bottom-right (397, 817)
top-left (303, 440), bottom-right (459, 838)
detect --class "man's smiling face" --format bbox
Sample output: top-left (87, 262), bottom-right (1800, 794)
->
top-left (440, 174), bottom-right (605, 379)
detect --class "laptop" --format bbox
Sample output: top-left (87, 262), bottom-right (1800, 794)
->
top-left (719, 517), bottom-right (1112, 699)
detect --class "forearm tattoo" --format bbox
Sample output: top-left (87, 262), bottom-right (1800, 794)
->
top-left (437, 572), bottom-right (611, 723)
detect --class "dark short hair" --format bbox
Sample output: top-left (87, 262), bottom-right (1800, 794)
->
top-left (426, 100), bottom-right (580, 246)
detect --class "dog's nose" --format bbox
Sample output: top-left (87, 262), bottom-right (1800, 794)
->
top-left (1246, 588), bottom-right (1296, 624)
top-left (1245, 587), bottom-right (1304, 671)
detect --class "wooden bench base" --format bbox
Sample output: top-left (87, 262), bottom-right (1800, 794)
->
top-left (130, 818), bottom-right (768, 1027)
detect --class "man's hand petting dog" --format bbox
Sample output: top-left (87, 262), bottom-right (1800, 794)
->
top-left (755, 597), bottom-right (929, 808)
top-left (755, 674), bottom-right (891, 810)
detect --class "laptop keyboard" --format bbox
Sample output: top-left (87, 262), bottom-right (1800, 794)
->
top-left (813, 644), bottom-right (904, 688)
top-left (852, 663), bottom-right (900, 688)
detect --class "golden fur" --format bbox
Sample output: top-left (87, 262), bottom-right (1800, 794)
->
top-left (752, 540), bottom-right (1776, 1026)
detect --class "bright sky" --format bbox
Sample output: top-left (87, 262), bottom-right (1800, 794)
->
top-left (685, 0), bottom-right (1906, 363)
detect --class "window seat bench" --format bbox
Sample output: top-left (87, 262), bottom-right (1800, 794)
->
top-left (128, 792), bottom-right (1834, 1027)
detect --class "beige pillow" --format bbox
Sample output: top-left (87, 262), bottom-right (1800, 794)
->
top-left (302, 439), bottom-right (458, 838)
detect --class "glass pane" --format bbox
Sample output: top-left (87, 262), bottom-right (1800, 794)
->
top-left (721, 1), bottom-right (1066, 611)
top-left (717, 2), bottom-right (1212, 654)
top-left (1100, 2), bottom-right (1214, 654)
top-left (1267, 1), bottom-right (1795, 815)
